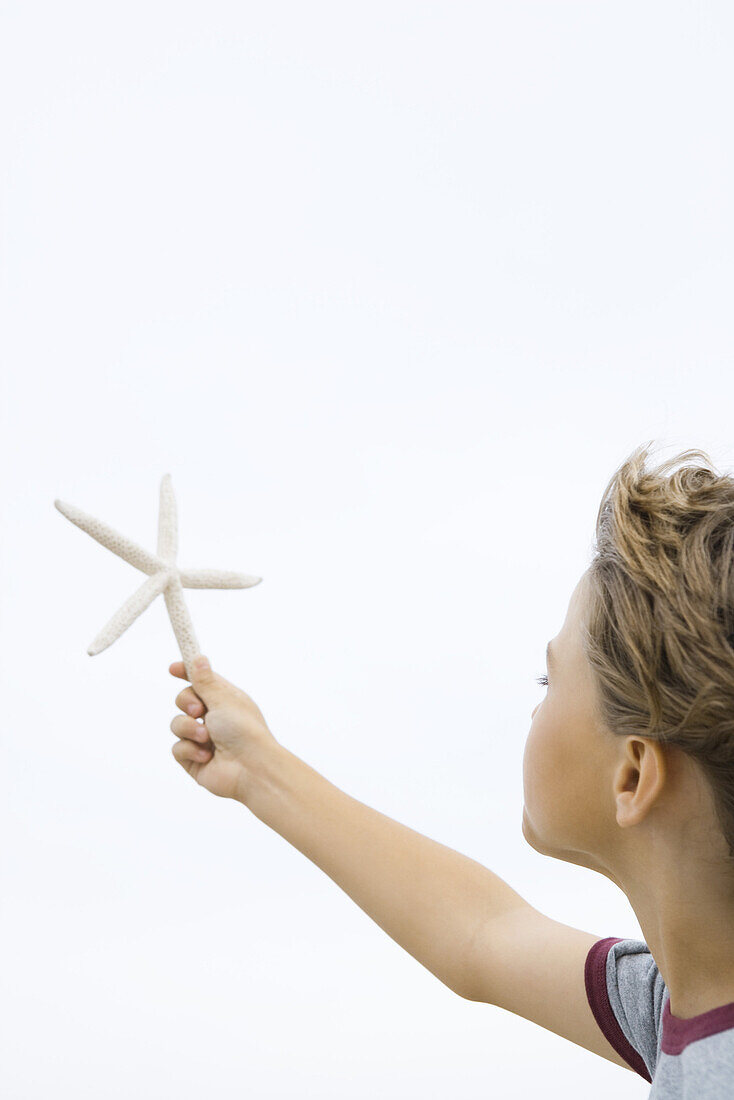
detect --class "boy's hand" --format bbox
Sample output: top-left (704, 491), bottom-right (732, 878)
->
top-left (169, 655), bottom-right (281, 802)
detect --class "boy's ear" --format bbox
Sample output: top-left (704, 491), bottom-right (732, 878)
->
top-left (614, 738), bottom-right (666, 828)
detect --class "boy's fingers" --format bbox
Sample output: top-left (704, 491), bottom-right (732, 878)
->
top-left (172, 738), bottom-right (212, 763)
top-left (171, 714), bottom-right (208, 741)
top-left (169, 661), bottom-right (191, 681)
top-left (175, 687), bottom-right (204, 715)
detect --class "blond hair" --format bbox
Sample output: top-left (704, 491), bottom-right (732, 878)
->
top-left (583, 441), bottom-right (734, 863)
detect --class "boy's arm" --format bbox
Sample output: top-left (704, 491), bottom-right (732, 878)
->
top-left (240, 744), bottom-right (530, 998)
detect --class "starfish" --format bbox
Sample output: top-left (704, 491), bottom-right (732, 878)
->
top-left (55, 473), bottom-right (262, 679)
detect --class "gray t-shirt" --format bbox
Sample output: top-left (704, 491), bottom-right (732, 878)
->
top-left (585, 936), bottom-right (734, 1095)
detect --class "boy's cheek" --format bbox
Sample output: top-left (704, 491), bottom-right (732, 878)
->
top-left (521, 726), bottom-right (541, 812)
top-left (522, 721), bottom-right (561, 834)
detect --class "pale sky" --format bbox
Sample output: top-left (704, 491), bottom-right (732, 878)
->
top-left (2, 2), bottom-right (733, 1096)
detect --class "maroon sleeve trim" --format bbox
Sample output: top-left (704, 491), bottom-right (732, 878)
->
top-left (584, 936), bottom-right (652, 1083)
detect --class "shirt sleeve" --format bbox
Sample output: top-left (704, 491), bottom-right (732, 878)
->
top-left (585, 936), bottom-right (666, 1083)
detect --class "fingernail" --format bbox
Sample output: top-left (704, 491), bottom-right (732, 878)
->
top-left (194, 655), bottom-right (210, 672)
top-left (187, 704), bottom-right (198, 715)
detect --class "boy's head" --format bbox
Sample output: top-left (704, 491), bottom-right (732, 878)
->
top-left (522, 441), bottom-right (734, 900)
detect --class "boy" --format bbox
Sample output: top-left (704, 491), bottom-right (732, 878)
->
top-left (169, 442), bottom-right (734, 1094)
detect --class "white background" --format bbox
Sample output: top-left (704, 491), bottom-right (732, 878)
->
top-left (2, 2), bottom-right (733, 1096)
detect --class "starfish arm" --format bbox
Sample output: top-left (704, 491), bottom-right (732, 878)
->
top-left (55, 499), bottom-right (164, 576)
top-left (87, 570), bottom-right (172, 656)
top-left (178, 568), bottom-right (263, 589)
top-left (157, 473), bottom-right (178, 563)
top-left (163, 574), bottom-right (200, 679)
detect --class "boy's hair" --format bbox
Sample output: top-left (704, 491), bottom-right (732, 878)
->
top-left (583, 440), bottom-right (734, 867)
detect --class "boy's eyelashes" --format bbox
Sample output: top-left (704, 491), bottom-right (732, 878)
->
top-left (535, 674), bottom-right (549, 688)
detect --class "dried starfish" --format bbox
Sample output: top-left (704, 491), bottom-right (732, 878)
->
top-left (55, 474), bottom-right (261, 680)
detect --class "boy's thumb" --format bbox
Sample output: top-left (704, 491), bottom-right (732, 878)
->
top-left (190, 654), bottom-right (216, 691)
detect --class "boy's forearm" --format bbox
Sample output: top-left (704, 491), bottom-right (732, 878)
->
top-left (239, 744), bottom-right (530, 999)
